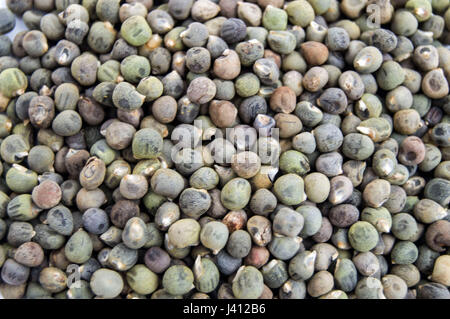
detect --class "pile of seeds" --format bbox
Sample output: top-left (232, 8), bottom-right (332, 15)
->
top-left (0, 0), bottom-right (449, 300)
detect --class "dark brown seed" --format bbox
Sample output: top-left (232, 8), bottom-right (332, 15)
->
top-left (77, 96), bottom-right (105, 126)
top-left (244, 246), bottom-right (270, 268)
top-left (65, 149), bottom-right (90, 178)
top-left (206, 189), bottom-right (228, 218)
top-left (144, 247), bottom-right (171, 274)
top-left (423, 106), bottom-right (443, 127)
top-left (312, 217), bottom-right (333, 243)
top-left (328, 204), bottom-right (360, 228)
top-left (110, 200), bottom-right (140, 228)
top-left (425, 220), bottom-right (450, 252)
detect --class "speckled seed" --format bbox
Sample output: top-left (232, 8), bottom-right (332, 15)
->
top-left (273, 174), bottom-right (306, 205)
top-left (232, 266), bottom-right (264, 299)
top-left (348, 221), bottom-right (379, 252)
top-left (162, 265), bottom-right (194, 296)
top-left (391, 241), bottom-right (418, 265)
top-left (313, 123), bottom-right (343, 153)
top-left (200, 221), bottom-right (229, 254)
top-left (273, 207), bottom-right (304, 237)
top-left (187, 77), bottom-right (216, 104)
top-left (179, 188), bottom-right (211, 219)
top-left (381, 275), bottom-right (408, 299)
top-left (220, 178), bottom-right (252, 211)
top-left (65, 229), bottom-right (93, 264)
top-left (334, 258), bottom-right (358, 292)
top-left (14, 242), bottom-right (44, 268)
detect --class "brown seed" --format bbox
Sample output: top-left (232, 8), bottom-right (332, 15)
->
top-left (209, 100), bottom-right (238, 128)
top-left (393, 109), bottom-right (422, 135)
top-left (49, 247), bottom-right (71, 270)
top-left (274, 113), bottom-right (302, 138)
top-left (14, 242), bottom-right (44, 267)
top-left (110, 200), bottom-right (140, 228)
top-left (300, 41), bottom-right (329, 66)
top-left (302, 67), bottom-right (329, 92)
top-left (75, 188), bottom-right (106, 212)
top-left (264, 49), bottom-right (281, 68)
top-left (213, 49), bottom-right (241, 80)
top-left (244, 246), bottom-right (270, 268)
top-left (79, 157), bottom-right (107, 190)
top-left (259, 284), bottom-right (274, 299)
top-left (312, 217), bottom-right (333, 243)
top-left (206, 189), bottom-right (228, 218)
top-left (31, 180), bottom-right (62, 209)
top-left (328, 204), bottom-right (360, 228)
top-left (65, 149), bottom-right (90, 178)
top-left (117, 108), bottom-right (143, 128)
top-left (398, 136), bottom-right (426, 166)
top-left (250, 165), bottom-right (278, 190)
top-left (421, 68), bottom-right (449, 99)
top-left (77, 96), bottom-right (105, 126)
top-left (104, 121), bottom-right (136, 150)
top-left (425, 220), bottom-right (450, 253)
top-left (307, 270), bottom-right (334, 297)
top-left (219, 0), bottom-right (238, 17)
top-left (187, 77), bottom-right (217, 104)
top-left (28, 96), bottom-right (55, 129)
top-left (222, 210), bottom-right (248, 232)
top-left (151, 95), bottom-right (178, 124)
top-left (231, 151), bottom-right (262, 179)
top-left (247, 215), bottom-right (272, 246)
top-left (54, 147), bottom-right (69, 174)
top-left (269, 86), bottom-right (296, 113)
top-left (363, 179), bottom-right (391, 208)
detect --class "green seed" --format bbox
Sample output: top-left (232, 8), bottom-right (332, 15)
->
top-left (121, 15), bottom-right (152, 47)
